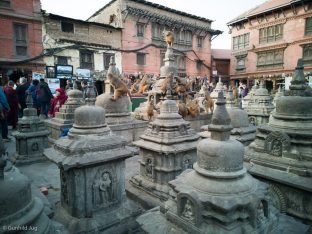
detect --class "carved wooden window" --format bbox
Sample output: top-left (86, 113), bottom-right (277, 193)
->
top-left (259, 24), bottom-right (283, 44)
top-left (233, 33), bottom-right (249, 50)
top-left (179, 30), bottom-right (186, 43)
top-left (305, 17), bottom-right (312, 36)
top-left (302, 44), bottom-right (312, 66)
top-left (152, 23), bottom-right (164, 40)
top-left (57, 56), bottom-right (68, 65)
top-left (13, 23), bottom-right (28, 57)
top-left (80, 51), bottom-right (94, 69)
top-left (177, 56), bottom-right (186, 70)
top-left (137, 53), bottom-right (146, 65)
top-left (197, 36), bottom-right (203, 48)
top-left (185, 31), bottom-right (192, 45)
top-left (257, 49), bottom-right (284, 69)
top-left (0, 0), bottom-right (10, 8)
top-left (196, 60), bottom-right (203, 70)
top-left (137, 23), bottom-right (144, 37)
top-left (61, 21), bottom-right (74, 33)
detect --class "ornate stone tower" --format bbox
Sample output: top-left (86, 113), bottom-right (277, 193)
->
top-left (12, 93), bottom-right (50, 165)
top-left (44, 88), bottom-right (140, 233)
top-left (244, 80), bottom-right (275, 126)
top-left (137, 92), bottom-right (278, 234)
top-left (245, 59), bottom-right (312, 225)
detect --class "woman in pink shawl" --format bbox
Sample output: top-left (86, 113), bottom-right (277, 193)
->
top-left (48, 88), bottom-right (67, 117)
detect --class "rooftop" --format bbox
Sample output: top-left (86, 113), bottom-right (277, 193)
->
top-left (212, 49), bottom-right (231, 60)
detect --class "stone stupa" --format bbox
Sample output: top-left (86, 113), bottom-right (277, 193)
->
top-left (137, 92), bottom-right (278, 234)
top-left (45, 88), bottom-right (84, 143)
top-left (245, 59), bottom-right (312, 225)
top-left (128, 44), bottom-right (199, 207)
top-left (44, 86), bottom-right (140, 233)
top-left (95, 56), bottom-right (147, 143)
top-left (244, 80), bottom-right (275, 126)
top-left (12, 93), bottom-right (50, 165)
top-left (0, 137), bottom-right (55, 233)
top-left (241, 81), bottom-right (258, 109)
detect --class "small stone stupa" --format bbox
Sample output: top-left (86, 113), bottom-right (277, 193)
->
top-left (245, 59), bottom-right (312, 224)
top-left (137, 92), bottom-right (278, 234)
top-left (44, 86), bottom-right (140, 233)
top-left (244, 80), bottom-right (275, 126)
top-left (242, 81), bottom-right (258, 109)
top-left (45, 88), bottom-right (84, 143)
top-left (96, 57), bottom-right (147, 143)
top-left (210, 76), bottom-right (226, 106)
top-left (128, 52), bottom-right (199, 206)
top-left (12, 93), bottom-right (50, 165)
top-left (0, 138), bottom-right (55, 233)
top-left (273, 84), bottom-right (284, 106)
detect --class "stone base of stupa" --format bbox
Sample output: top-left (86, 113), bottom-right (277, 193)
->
top-left (53, 198), bottom-right (142, 234)
top-left (44, 119), bottom-right (73, 144)
top-left (244, 152), bottom-right (312, 225)
top-left (184, 112), bottom-right (212, 132)
top-left (12, 131), bottom-right (50, 165)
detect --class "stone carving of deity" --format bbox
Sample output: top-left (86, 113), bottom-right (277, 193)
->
top-left (183, 159), bottom-right (193, 170)
top-left (145, 158), bottom-right (153, 178)
top-left (93, 172), bottom-right (112, 207)
top-left (182, 199), bottom-right (195, 222)
top-left (271, 139), bottom-right (282, 156)
top-left (256, 202), bottom-right (265, 225)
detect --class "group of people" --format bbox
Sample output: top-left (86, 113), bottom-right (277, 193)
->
top-left (0, 77), bottom-right (69, 141)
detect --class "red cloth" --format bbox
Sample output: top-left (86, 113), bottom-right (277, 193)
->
top-left (48, 88), bottom-right (67, 117)
top-left (4, 86), bottom-right (19, 129)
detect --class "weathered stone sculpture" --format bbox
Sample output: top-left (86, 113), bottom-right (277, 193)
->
top-left (273, 84), bottom-right (284, 107)
top-left (45, 88), bottom-right (84, 143)
top-left (12, 93), bottom-right (50, 165)
top-left (129, 81), bottom-right (199, 207)
top-left (210, 76), bottom-right (226, 107)
top-left (241, 81), bottom-right (258, 109)
top-left (245, 59), bottom-right (312, 225)
top-left (96, 57), bottom-right (147, 143)
top-left (137, 92), bottom-right (278, 234)
top-left (244, 80), bottom-right (275, 126)
top-left (44, 88), bottom-right (140, 233)
top-left (0, 136), bottom-right (55, 233)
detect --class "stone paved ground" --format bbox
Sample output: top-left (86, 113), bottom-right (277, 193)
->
top-left (3, 129), bottom-right (310, 234)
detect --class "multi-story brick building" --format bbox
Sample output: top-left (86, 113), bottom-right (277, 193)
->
top-left (88, 0), bottom-right (221, 78)
top-left (0, 0), bottom-right (44, 83)
top-left (227, 0), bottom-right (312, 91)
top-left (42, 12), bottom-right (122, 88)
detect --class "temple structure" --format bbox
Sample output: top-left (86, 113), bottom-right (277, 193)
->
top-left (12, 93), bottom-right (50, 165)
top-left (44, 88), bottom-right (140, 233)
top-left (137, 92), bottom-right (278, 234)
top-left (244, 80), bottom-right (275, 126)
top-left (245, 59), bottom-right (312, 225)
top-left (45, 89), bottom-right (84, 143)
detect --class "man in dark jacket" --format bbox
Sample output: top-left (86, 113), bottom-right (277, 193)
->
top-left (16, 77), bottom-right (29, 117)
top-left (37, 78), bottom-right (53, 118)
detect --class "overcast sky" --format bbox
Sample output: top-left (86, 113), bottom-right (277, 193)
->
top-left (41, 0), bottom-right (266, 49)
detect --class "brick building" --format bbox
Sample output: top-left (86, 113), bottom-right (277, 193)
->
top-left (0, 0), bottom-right (44, 83)
top-left (88, 0), bottom-right (222, 78)
top-left (211, 49), bottom-right (231, 86)
top-left (227, 0), bottom-right (312, 91)
top-left (42, 12), bottom-right (121, 88)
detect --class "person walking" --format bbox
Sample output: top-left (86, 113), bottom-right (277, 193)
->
top-left (16, 77), bottom-right (29, 117)
top-left (26, 79), bottom-right (40, 115)
top-left (48, 88), bottom-right (67, 117)
top-left (4, 80), bottom-right (19, 130)
top-left (37, 78), bottom-right (53, 118)
top-left (0, 84), bottom-right (10, 141)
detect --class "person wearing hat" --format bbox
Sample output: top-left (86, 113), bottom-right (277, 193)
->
top-left (48, 88), bottom-right (67, 118)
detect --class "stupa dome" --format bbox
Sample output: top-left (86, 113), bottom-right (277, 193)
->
top-left (95, 93), bottom-right (129, 114)
top-left (227, 107), bottom-right (249, 128)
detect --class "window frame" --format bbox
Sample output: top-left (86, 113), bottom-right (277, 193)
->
top-left (137, 22), bottom-right (145, 37)
top-left (302, 43), bottom-right (312, 66)
top-left (61, 21), bottom-right (74, 33)
top-left (13, 23), bottom-right (28, 57)
top-left (103, 53), bottom-right (114, 70)
top-left (257, 49), bottom-right (284, 69)
top-left (0, 0), bottom-right (11, 8)
top-left (137, 53), bottom-right (146, 65)
top-left (235, 55), bottom-right (247, 71)
top-left (197, 36), bottom-right (203, 48)
top-left (232, 33), bottom-right (249, 50)
top-left (259, 24), bottom-right (283, 44)
top-left (57, 56), bottom-right (68, 65)
top-left (80, 50), bottom-right (94, 69)
top-left (305, 17), bottom-right (312, 36)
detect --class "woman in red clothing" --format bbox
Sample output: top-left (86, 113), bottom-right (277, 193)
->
top-left (48, 88), bottom-right (67, 118)
top-left (4, 80), bottom-right (19, 130)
